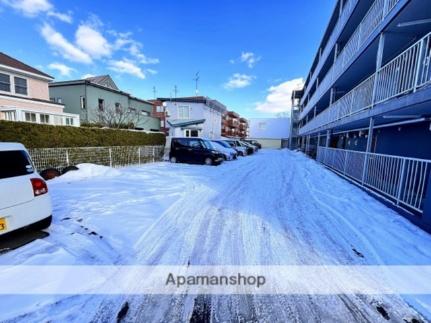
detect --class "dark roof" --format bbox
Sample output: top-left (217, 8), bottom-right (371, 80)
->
top-left (85, 75), bottom-right (119, 91)
top-left (157, 96), bottom-right (227, 113)
top-left (50, 75), bottom-right (153, 105)
top-left (0, 52), bottom-right (53, 79)
top-left (167, 119), bottom-right (206, 127)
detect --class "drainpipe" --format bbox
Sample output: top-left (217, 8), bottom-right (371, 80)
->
top-left (371, 33), bottom-right (385, 108)
top-left (325, 129), bottom-right (331, 148)
top-left (422, 173), bottom-right (431, 230)
top-left (361, 117), bottom-right (375, 184)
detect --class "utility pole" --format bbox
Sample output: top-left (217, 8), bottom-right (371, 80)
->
top-left (174, 85), bottom-right (178, 99)
top-left (193, 72), bottom-right (200, 97)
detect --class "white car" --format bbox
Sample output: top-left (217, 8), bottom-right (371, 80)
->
top-left (0, 143), bottom-right (52, 235)
top-left (210, 141), bottom-right (237, 161)
top-left (224, 140), bottom-right (248, 156)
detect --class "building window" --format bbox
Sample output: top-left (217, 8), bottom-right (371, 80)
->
top-left (2, 111), bottom-right (16, 121)
top-left (25, 112), bottom-right (36, 123)
top-left (80, 96), bottom-right (86, 109)
top-left (65, 117), bottom-right (74, 126)
top-left (40, 114), bottom-right (50, 124)
top-left (141, 110), bottom-right (149, 116)
top-left (156, 106), bottom-right (164, 113)
top-left (0, 73), bottom-right (10, 92)
top-left (161, 120), bottom-right (165, 127)
top-left (115, 102), bottom-right (121, 113)
top-left (258, 122), bottom-right (267, 130)
top-left (57, 98), bottom-right (62, 104)
top-left (178, 105), bottom-right (190, 119)
top-left (98, 99), bottom-right (104, 111)
top-left (14, 77), bottom-right (28, 95)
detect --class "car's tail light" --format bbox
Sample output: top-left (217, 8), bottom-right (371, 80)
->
top-left (31, 178), bottom-right (48, 196)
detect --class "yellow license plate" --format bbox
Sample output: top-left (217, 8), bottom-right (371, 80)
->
top-left (0, 218), bottom-right (7, 231)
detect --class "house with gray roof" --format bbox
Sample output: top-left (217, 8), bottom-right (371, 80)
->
top-left (49, 75), bottom-right (160, 131)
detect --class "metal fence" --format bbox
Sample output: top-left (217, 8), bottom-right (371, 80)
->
top-left (28, 145), bottom-right (166, 171)
top-left (301, 0), bottom-right (401, 119)
top-left (300, 31), bottom-right (431, 135)
top-left (317, 146), bottom-right (431, 213)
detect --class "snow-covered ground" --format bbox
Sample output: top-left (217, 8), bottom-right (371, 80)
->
top-left (1, 150), bottom-right (431, 322)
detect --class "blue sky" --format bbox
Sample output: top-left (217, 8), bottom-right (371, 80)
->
top-left (0, 0), bottom-right (334, 117)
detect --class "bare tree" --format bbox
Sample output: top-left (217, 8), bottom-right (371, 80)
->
top-left (91, 103), bottom-right (149, 129)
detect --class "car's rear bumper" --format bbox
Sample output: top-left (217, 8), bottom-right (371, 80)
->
top-left (0, 194), bottom-right (52, 235)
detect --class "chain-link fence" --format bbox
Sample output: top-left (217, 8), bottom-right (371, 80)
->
top-left (28, 145), bottom-right (165, 171)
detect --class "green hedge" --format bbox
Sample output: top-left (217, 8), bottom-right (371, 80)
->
top-left (0, 121), bottom-right (165, 148)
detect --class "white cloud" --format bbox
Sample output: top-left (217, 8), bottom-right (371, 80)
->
top-left (224, 73), bottom-right (255, 90)
top-left (48, 62), bottom-right (75, 76)
top-left (240, 52), bottom-right (261, 68)
top-left (40, 23), bottom-right (92, 63)
top-left (2, 0), bottom-right (51, 16)
top-left (255, 78), bottom-right (304, 114)
top-left (127, 42), bottom-right (159, 64)
top-left (146, 69), bottom-right (157, 75)
top-left (47, 10), bottom-right (72, 23)
top-left (108, 59), bottom-right (145, 79)
top-left (75, 24), bottom-right (111, 59)
top-left (1, 0), bottom-right (72, 22)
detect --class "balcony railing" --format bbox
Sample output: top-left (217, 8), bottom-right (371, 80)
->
top-left (317, 146), bottom-right (431, 213)
top-left (301, 0), bottom-right (401, 120)
top-left (300, 31), bottom-right (431, 135)
top-left (302, 0), bottom-right (358, 103)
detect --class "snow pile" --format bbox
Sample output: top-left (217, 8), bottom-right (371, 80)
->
top-left (58, 163), bottom-right (121, 181)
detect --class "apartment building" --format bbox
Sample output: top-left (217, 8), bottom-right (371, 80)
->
top-left (293, 0), bottom-right (431, 231)
top-left (0, 52), bottom-right (79, 126)
top-left (221, 111), bottom-right (249, 138)
top-left (148, 99), bottom-right (168, 135)
top-left (159, 96), bottom-right (226, 139)
top-left (49, 75), bottom-right (160, 131)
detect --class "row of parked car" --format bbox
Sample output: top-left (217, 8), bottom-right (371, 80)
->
top-left (169, 137), bottom-right (262, 165)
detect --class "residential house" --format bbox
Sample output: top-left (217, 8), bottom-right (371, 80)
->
top-left (0, 52), bottom-right (79, 126)
top-left (49, 75), bottom-right (160, 131)
top-left (249, 118), bottom-right (290, 148)
top-left (294, 0), bottom-right (431, 231)
top-left (158, 96), bottom-right (226, 139)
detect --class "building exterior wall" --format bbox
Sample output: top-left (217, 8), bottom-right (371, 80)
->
top-left (296, 0), bottom-right (431, 231)
top-left (0, 63), bottom-right (80, 126)
top-left (164, 101), bottom-right (223, 139)
top-left (49, 83), bottom-right (160, 131)
top-left (249, 118), bottom-right (290, 140)
top-left (249, 138), bottom-right (282, 149)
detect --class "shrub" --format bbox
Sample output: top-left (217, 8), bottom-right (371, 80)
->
top-left (0, 121), bottom-right (165, 148)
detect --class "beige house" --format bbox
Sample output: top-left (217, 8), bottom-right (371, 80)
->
top-left (0, 52), bottom-right (79, 126)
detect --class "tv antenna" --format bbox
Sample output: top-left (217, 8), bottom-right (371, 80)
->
top-left (152, 86), bottom-right (157, 99)
top-left (193, 72), bottom-right (200, 96)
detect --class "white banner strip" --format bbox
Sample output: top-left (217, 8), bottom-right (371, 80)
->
top-left (1, 266), bottom-right (431, 295)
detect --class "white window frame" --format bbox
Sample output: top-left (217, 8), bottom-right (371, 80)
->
top-left (14, 76), bottom-right (28, 96)
top-left (0, 73), bottom-right (11, 93)
top-left (24, 112), bottom-right (36, 123)
top-left (178, 105), bottom-right (190, 120)
top-left (40, 114), bottom-right (50, 124)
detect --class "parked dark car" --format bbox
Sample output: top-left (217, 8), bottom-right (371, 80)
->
top-left (169, 137), bottom-right (224, 165)
top-left (244, 139), bottom-right (262, 149)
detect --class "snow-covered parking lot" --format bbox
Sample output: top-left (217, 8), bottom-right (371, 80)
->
top-left (1, 149), bottom-right (431, 322)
